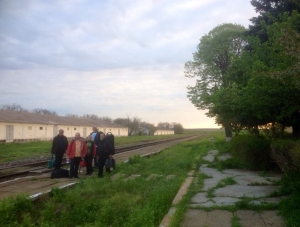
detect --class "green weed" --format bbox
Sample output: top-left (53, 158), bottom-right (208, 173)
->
top-left (231, 213), bottom-right (242, 227)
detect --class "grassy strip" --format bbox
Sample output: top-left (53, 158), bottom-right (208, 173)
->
top-left (278, 174), bottom-right (300, 227)
top-left (0, 135), bottom-right (211, 227)
top-left (0, 134), bottom-right (190, 163)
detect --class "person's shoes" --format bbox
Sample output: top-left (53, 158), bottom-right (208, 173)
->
top-left (69, 176), bottom-right (73, 179)
top-left (74, 176), bottom-right (79, 178)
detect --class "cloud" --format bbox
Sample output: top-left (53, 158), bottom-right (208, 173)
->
top-left (0, 0), bottom-right (257, 128)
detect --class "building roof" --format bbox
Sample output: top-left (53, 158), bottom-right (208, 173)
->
top-left (155, 127), bottom-right (174, 131)
top-left (0, 110), bottom-right (126, 128)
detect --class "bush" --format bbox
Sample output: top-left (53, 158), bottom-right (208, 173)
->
top-left (279, 174), bottom-right (300, 227)
top-left (0, 194), bottom-right (34, 226)
top-left (271, 139), bottom-right (300, 175)
top-left (229, 134), bottom-right (275, 170)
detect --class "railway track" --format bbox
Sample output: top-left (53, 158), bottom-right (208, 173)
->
top-left (0, 135), bottom-right (198, 182)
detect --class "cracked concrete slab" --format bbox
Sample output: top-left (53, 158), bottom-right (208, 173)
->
top-left (181, 209), bottom-right (232, 227)
top-left (233, 175), bottom-right (273, 186)
top-left (203, 150), bottom-right (218, 162)
top-left (191, 192), bottom-right (208, 204)
top-left (183, 148), bottom-right (285, 227)
top-left (214, 185), bottom-right (281, 198)
top-left (218, 153), bottom-right (232, 161)
top-left (212, 196), bottom-right (240, 206)
top-left (236, 210), bottom-right (285, 227)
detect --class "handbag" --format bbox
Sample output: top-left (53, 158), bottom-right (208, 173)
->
top-left (47, 154), bottom-right (55, 169)
top-left (105, 158), bottom-right (115, 169)
top-left (79, 159), bottom-right (87, 167)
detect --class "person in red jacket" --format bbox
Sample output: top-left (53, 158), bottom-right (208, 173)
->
top-left (66, 132), bottom-right (87, 178)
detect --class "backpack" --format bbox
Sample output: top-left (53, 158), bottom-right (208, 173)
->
top-left (106, 132), bottom-right (115, 155)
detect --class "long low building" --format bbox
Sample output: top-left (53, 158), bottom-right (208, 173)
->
top-left (0, 110), bottom-right (128, 143)
top-left (154, 128), bottom-right (174, 135)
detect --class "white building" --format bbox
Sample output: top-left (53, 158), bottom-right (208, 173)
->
top-left (0, 110), bottom-right (128, 143)
top-left (154, 128), bottom-right (174, 135)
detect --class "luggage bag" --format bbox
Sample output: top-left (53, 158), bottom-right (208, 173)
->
top-left (47, 154), bottom-right (55, 169)
top-left (105, 158), bottom-right (115, 169)
top-left (51, 168), bottom-right (69, 179)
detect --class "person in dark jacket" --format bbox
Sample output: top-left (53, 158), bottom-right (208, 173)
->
top-left (97, 132), bottom-right (113, 177)
top-left (90, 127), bottom-right (99, 168)
top-left (84, 135), bottom-right (96, 175)
top-left (51, 129), bottom-right (68, 170)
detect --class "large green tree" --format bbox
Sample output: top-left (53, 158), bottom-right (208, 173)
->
top-left (247, 0), bottom-right (300, 42)
top-left (224, 11), bottom-right (300, 137)
top-left (185, 23), bottom-right (246, 141)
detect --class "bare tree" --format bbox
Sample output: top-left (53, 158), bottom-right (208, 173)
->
top-left (0, 103), bottom-right (28, 112)
top-left (113, 115), bottom-right (141, 136)
top-left (139, 121), bottom-right (156, 135)
top-left (99, 116), bottom-right (113, 123)
top-left (32, 108), bottom-right (58, 115)
top-left (157, 122), bottom-right (172, 129)
top-left (65, 114), bottom-right (79, 118)
top-left (171, 122), bottom-right (184, 134)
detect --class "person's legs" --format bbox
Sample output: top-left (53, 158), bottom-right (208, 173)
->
top-left (86, 155), bottom-right (93, 174)
top-left (94, 156), bottom-right (98, 169)
top-left (74, 157), bottom-right (81, 178)
top-left (54, 152), bottom-right (63, 170)
top-left (69, 158), bottom-right (75, 178)
top-left (98, 158), bottom-right (105, 177)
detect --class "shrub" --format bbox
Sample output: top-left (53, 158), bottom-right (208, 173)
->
top-left (271, 139), bottom-right (300, 175)
top-left (279, 174), bottom-right (300, 227)
top-left (229, 134), bottom-right (275, 170)
top-left (0, 194), bottom-right (34, 226)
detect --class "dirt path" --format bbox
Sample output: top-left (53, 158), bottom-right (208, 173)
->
top-left (181, 150), bottom-right (286, 227)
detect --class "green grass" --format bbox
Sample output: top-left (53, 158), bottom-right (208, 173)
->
top-left (183, 128), bottom-right (223, 135)
top-left (0, 134), bottom-right (188, 164)
top-left (231, 213), bottom-right (242, 227)
top-left (0, 134), bottom-right (212, 227)
top-left (114, 134), bottom-right (184, 146)
top-left (0, 141), bottom-right (51, 163)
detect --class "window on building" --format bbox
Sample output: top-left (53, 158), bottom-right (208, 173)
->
top-left (110, 129), bottom-right (111, 131)
top-left (74, 128), bottom-right (76, 130)
top-left (67, 128), bottom-right (69, 130)
top-left (28, 126), bottom-right (32, 130)
top-left (39, 127), bottom-right (43, 130)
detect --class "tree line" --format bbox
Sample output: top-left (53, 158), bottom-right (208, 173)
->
top-left (0, 103), bottom-right (184, 135)
top-left (185, 0), bottom-right (300, 140)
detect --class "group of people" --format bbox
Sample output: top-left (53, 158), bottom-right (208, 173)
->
top-left (51, 127), bottom-right (114, 178)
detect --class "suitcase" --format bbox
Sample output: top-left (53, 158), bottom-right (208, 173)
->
top-left (51, 168), bottom-right (69, 179)
top-left (47, 154), bottom-right (55, 169)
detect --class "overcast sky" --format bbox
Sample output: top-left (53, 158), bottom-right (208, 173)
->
top-left (0, 0), bottom-right (257, 128)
